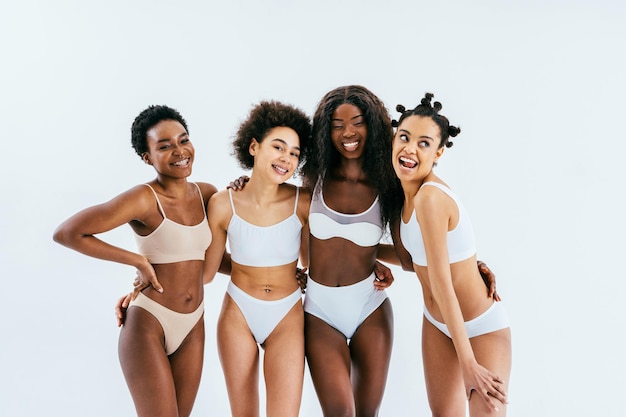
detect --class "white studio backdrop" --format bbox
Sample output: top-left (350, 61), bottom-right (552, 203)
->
top-left (1, 1), bottom-right (625, 416)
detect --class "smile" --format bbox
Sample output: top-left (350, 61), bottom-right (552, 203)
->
top-left (173, 158), bottom-right (190, 167)
top-left (399, 156), bottom-right (417, 168)
top-left (272, 164), bottom-right (288, 175)
top-left (342, 140), bottom-right (359, 151)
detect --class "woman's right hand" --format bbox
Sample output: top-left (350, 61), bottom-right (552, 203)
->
top-left (115, 264), bottom-right (160, 327)
top-left (227, 175), bottom-right (250, 191)
top-left (135, 262), bottom-right (162, 295)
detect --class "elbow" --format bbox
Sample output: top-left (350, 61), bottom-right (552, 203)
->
top-left (52, 225), bottom-right (69, 246)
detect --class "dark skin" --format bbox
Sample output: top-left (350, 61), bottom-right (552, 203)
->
top-left (304, 164), bottom-right (395, 417)
top-left (226, 177), bottom-right (497, 417)
top-left (55, 119), bottom-right (213, 417)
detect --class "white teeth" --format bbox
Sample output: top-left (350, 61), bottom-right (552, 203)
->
top-left (343, 141), bottom-right (359, 150)
top-left (399, 156), bottom-right (417, 168)
top-left (174, 158), bottom-right (190, 167)
top-left (273, 165), bottom-right (288, 174)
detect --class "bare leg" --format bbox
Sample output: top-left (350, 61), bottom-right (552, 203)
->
top-left (217, 294), bottom-right (261, 417)
top-left (422, 316), bottom-right (466, 417)
top-left (262, 301), bottom-right (305, 417)
top-left (118, 306), bottom-right (176, 417)
top-left (350, 299), bottom-right (394, 417)
top-left (467, 328), bottom-right (511, 417)
top-left (305, 313), bottom-right (355, 417)
top-left (168, 316), bottom-right (205, 417)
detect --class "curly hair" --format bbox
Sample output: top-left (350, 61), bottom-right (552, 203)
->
top-left (300, 85), bottom-right (402, 228)
top-left (130, 105), bottom-right (189, 158)
top-left (391, 93), bottom-right (461, 149)
top-left (232, 100), bottom-right (312, 171)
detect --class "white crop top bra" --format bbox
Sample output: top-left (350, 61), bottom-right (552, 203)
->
top-left (134, 183), bottom-right (212, 264)
top-left (400, 182), bottom-right (476, 266)
top-left (227, 188), bottom-right (302, 267)
top-left (308, 180), bottom-right (384, 247)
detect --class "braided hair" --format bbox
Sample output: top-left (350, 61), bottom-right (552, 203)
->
top-left (392, 93), bottom-right (461, 148)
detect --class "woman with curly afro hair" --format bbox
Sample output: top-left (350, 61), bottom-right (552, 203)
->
top-left (202, 100), bottom-right (312, 417)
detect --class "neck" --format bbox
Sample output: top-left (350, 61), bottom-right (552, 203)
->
top-left (244, 173), bottom-right (282, 206)
top-left (334, 157), bottom-right (366, 182)
top-left (154, 176), bottom-right (189, 197)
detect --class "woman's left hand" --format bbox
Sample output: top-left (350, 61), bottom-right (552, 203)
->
top-left (374, 261), bottom-right (394, 290)
top-left (464, 362), bottom-right (508, 411)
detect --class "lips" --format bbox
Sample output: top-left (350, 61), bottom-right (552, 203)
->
top-left (173, 158), bottom-right (190, 167)
top-left (399, 156), bottom-right (417, 168)
top-left (341, 140), bottom-right (360, 152)
top-left (272, 164), bottom-right (289, 175)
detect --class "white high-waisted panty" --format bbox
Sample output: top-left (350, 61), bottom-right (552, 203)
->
top-left (423, 301), bottom-right (509, 339)
top-left (303, 272), bottom-right (388, 339)
top-left (129, 291), bottom-right (204, 355)
top-left (227, 280), bottom-right (302, 344)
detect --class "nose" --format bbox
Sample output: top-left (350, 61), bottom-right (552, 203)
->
top-left (342, 126), bottom-right (356, 138)
top-left (404, 140), bottom-right (417, 154)
top-left (173, 144), bottom-right (186, 156)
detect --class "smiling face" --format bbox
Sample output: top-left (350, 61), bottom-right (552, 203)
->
top-left (392, 115), bottom-right (445, 183)
top-left (330, 103), bottom-right (368, 160)
top-left (249, 126), bottom-right (301, 183)
top-left (142, 119), bottom-right (194, 179)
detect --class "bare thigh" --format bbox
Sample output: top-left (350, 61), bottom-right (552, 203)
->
top-left (349, 298), bottom-right (394, 417)
top-left (422, 316), bottom-right (466, 417)
top-left (468, 328), bottom-right (512, 417)
top-left (305, 313), bottom-right (354, 417)
top-left (217, 294), bottom-right (261, 417)
top-left (119, 306), bottom-right (204, 417)
top-left (262, 300), bottom-right (305, 417)
top-left (168, 317), bottom-right (205, 417)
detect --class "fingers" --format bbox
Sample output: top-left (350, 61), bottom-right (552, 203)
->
top-left (149, 277), bottom-right (163, 293)
top-left (115, 294), bottom-right (130, 327)
top-left (467, 387), bottom-right (504, 412)
top-left (227, 176), bottom-right (250, 190)
top-left (296, 267), bottom-right (308, 293)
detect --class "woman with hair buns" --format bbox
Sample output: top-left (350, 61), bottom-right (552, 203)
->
top-left (230, 85), bottom-right (498, 417)
top-left (390, 93), bottom-right (511, 416)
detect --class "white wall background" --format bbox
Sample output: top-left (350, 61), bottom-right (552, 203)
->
top-left (1, 1), bottom-right (624, 416)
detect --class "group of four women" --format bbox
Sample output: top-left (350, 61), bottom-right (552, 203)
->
top-left (54, 85), bottom-right (512, 417)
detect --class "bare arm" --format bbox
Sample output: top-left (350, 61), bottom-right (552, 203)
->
top-left (53, 186), bottom-right (160, 291)
top-left (202, 191), bottom-right (230, 285)
top-left (417, 191), bottom-right (505, 411)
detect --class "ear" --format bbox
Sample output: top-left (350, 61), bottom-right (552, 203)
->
top-left (249, 138), bottom-right (259, 157)
top-left (142, 153), bottom-right (152, 165)
top-left (434, 146), bottom-right (445, 163)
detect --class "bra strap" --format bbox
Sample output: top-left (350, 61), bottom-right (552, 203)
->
top-left (227, 188), bottom-right (237, 215)
top-left (143, 184), bottom-right (167, 219)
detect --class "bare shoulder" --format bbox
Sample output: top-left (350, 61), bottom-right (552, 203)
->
top-left (206, 189), bottom-right (233, 225)
top-left (107, 184), bottom-right (156, 214)
top-left (414, 182), bottom-right (454, 219)
top-left (296, 185), bottom-right (311, 221)
top-left (194, 181), bottom-right (219, 202)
